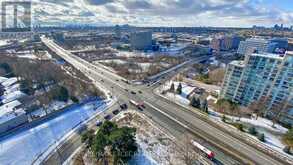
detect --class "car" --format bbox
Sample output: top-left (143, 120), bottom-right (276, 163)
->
top-left (138, 90), bottom-right (142, 94)
top-left (104, 115), bottom-right (111, 120)
top-left (131, 91), bottom-right (137, 95)
top-left (112, 109), bottom-right (119, 115)
top-left (120, 103), bottom-right (128, 110)
top-left (96, 120), bottom-right (103, 126)
top-left (124, 88), bottom-right (129, 92)
top-left (116, 79), bottom-right (119, 82)
top-left (137, 106), bottom-right (143, 111)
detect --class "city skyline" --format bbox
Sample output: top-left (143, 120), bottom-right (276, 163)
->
top-left (31, 0), bottom-right (293, 27)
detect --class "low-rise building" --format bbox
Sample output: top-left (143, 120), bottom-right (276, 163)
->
top-left (237, 38), bottom-right (277, 55)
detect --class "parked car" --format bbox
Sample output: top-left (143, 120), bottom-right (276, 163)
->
top-left (104, 115), bottom-right (111, 120)
top-left (120, 103), bottom-right (128, 110)
top-left (112, 109), bottom-right (119, 115)
top-left (96, 120), bottom-right (103, 127)
top-left (131, 91), bottom-right (137, 95)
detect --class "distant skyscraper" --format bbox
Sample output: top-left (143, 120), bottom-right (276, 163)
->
top-left (130, 31), bottom-right (152, 50)
top-left (221, 51), bottom-right (293, 125)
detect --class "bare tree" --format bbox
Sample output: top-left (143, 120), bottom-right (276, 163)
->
top-left (271, 101), bottom-right (292, 128)
top-left (248, 96), bottom-right (268, 119)
top-left (175, 134), bottom-right (201, 165)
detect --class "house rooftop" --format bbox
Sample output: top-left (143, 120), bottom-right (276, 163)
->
top-left (0, 100), bottom-right (25, 124)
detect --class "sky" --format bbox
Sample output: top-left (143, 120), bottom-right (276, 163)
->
top-left (29, 0), bottom-right (293, 27)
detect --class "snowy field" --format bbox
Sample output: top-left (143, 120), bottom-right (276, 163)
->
top-left (0, 99), bottom-right (111, 165)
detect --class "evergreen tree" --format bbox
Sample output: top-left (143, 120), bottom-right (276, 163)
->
top-left (258, 133), bottom-right (265, 142)
top-left (200, 99), bottom-right (208, 112)
top-left (170, 83), bottom-right (175, 92)
top-left (248, 126), bottom-right (257, 135)
top-left (190, 97), bottom-right (201, 108)
top-left (176, 83), bottom-right (182, 94)
top-left (58, 86), bottom-right (69, 102)
top-left (82, 121), bottom-right (138, 163)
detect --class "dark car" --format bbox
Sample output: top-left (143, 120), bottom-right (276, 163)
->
top-left (137, 106), bottom-right (143, 111)
top-left (120, 103), bottom-right (128, 110)
top-left (112, 109), bottom-right (120, 115)
top-left (138, 90), bottom-right (142, 94)
top-left (104, 115), bottom-right (111, 120)
top-left (131, 91), bottom-right (137, 95)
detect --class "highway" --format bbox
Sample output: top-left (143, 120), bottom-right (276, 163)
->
top-left (41, 37), bottom-right (289, 165)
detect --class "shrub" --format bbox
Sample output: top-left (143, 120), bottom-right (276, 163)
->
top-left (222, 115), bottom-right (226, 122)
top-left (71, 96), bottom-right (79, 103)
top-left (248, 126), bottom-right (257, 135)
top-left (258, 133), bottom-right (265, 142)
top-left (238, 124), bottom-right (244, 132)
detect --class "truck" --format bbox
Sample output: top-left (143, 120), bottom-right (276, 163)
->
top-left (191, 140), bottom-right (215, 159)
top-left (129, 100), bottom-right (144, 110)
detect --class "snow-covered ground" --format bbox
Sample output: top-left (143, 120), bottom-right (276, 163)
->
top-left (159, 81), bottom-right (195, 105)
top-left (96, 59), bottom-right (172, 74)
top-left (0, 99), bottom-right (111, 165)
top-left (0, 77), bottom-right (8, 83)
top-left (0, 40), bottom-right (10, 47)
top-left (209, 109), bottom-right (289, 154)
top-left (30, 101), bottom-right (72, 118)
top-left (17, 54), bottom-right (38, 59)
top-left (115, 111), bottom-right (208, 165)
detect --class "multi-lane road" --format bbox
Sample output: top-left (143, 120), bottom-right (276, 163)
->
top-left (41, 37), bottom-right (290, 165)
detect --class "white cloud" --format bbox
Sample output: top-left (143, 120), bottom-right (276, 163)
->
top-left (29, 0), bottom-right (293, 27)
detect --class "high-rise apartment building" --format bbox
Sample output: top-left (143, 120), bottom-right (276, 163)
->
top-left (237, 38), bottom-right (277, 55)
top-left (221, 51), bottom-right (293, 124)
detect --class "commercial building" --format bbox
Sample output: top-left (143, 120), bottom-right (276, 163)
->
top-left (221, 51), bottom-right (293, 125)
top-left (237, 38), bottom-right (277, 55)
top-left (130, 31), bottom-right (152, 50)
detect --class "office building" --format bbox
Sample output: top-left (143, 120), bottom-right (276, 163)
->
top-left (221, 51), bottom-right (293, 125)
top-left (237, 38), bottom-right (277, 55)
top-left (130, 31), bottom-right (152, 50)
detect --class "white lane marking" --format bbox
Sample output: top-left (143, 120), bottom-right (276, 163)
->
top-left (144, 101), bottom-right (188, 129)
